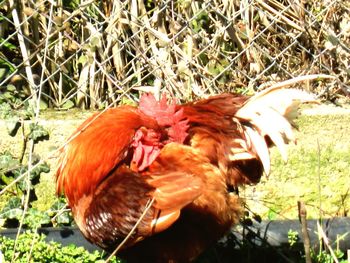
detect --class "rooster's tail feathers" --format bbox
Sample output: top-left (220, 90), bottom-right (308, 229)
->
top-left (233, 77), bottom-right (328, 175)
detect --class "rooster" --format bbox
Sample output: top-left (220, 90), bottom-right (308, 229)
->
top-left (56, 77), bottom-right (325, 262)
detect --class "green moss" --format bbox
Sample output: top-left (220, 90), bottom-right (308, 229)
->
top-left (32, 175), bottom-right (57, 211)
top-left (244, 114), bottom-right (350, 219)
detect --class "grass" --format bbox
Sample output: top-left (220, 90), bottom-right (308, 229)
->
top-left (244, 112), bottom-right (350, 219)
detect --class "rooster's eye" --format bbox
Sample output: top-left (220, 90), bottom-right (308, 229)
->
top-left (227, 184), bottom-right (239, 195)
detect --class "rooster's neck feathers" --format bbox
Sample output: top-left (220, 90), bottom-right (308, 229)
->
top-left (56, 107), bottom-right (160, 205)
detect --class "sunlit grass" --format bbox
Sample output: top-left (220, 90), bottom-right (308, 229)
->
top-left (244, 114), bottom-right (350, 219)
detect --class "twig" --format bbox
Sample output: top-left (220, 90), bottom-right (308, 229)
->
top-left (267, 74), bottom-right (336, 91)
top-left (12, 139), bottom-right (35, 263)
top-left (57, 0), bottom-right (64, 105)
top-left (50, 205), bottom-right (70, 226)
top-left (106, 197), bottom-right (155, 262)
top-left (19, 119), bottom-right (27, 164)
top-left (317, 221), bottom-right (339, 263)
top-left (317, 139), bottom-right (322, 219)
top-left (11, 2), bottom-right (37, 101)
top-left (255, 0), bottom-right (303, 32)
top-left (10, 3), bottom-right (55, 261)
top-left (298, 201), bottom-right (312, 263)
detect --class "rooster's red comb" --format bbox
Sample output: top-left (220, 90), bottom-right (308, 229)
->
top-left (138, 93), bottom-right (189, 143)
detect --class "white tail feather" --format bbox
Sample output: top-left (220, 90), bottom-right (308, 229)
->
top-left (232, 75), bottom-right (333, 174)
top-left (236, 88), bottom-right (318, 123)
top-left (244, 126), bottom-right (271, 175)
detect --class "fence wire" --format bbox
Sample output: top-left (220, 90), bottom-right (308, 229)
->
top-left (1, 0), bottom-right (349, 109)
